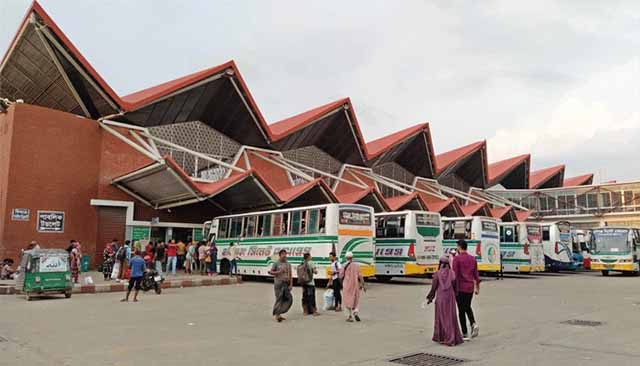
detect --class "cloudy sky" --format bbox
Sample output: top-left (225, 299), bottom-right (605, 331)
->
top-left (2, 1), bottom-right (639, 182)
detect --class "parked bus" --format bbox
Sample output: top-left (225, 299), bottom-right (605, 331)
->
top-left (571, 229), bottom-right (591, 269)
top-left (374, 211), bottom-right (442, 280)
top-left (590, 227), bottom-right (640, 276)
top-left (541, 221), bottom-right (574, 271)
top-left (204, 203), bottom-right (375, 279)
top-left (499, 222), bottom-right (544, 273)
top-left (442, 216), bottom-right (501, 272)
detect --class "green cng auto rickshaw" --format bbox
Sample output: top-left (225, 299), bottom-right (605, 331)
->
top-left (16, 249), bottom-right (73, 301)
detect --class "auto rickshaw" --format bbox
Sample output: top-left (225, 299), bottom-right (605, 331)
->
top-left (16, 249), bottom-right (73, 301)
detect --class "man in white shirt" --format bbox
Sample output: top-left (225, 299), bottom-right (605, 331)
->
top-left (328, 252), bottom-right (342, 311)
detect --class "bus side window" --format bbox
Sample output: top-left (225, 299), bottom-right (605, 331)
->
top-left (375, 217), bottom-right (385, 237)
top-left (300, 210), bottom-right (307, 234)
top-left (542, 226), bottom-right (550, 241)
top-left (308, 209), bottom-right (319, 234)
top-left (291, 211), bottom-right (301, 235)
top-left (257, 214), bottom-right (271, 237)
top-left (499, 226), bottom-right (505, 242)
top-left (464, 221), bottom-right (472, 240)
top-left (244, 216), bottom-right (257, 238)
top-left (443, 222), bottom-right (454, 240)
top-left (318, 209), bottom-right (326, 233)
top-left (272, 214), bottom-right (283, 236)
top-left (282, 213), bottom-right (290, 236)
top-left (218, 219), bottom-right (229, 239)
top-left (230, 217), bottom-right (243, 238)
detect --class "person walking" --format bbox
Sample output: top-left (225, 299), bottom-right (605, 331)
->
top-left (102, 242), bottom-right (115, 281)
top-left (198, 241), bottom-right (207, 275)
top-left (153, 241), bottom-right (166, 278)
top-left (166, 240), bottom-right (178, 276)
top-left (117, 240), bottom-right (132, 281)
top-left (328, 252), bottom-right (342, 311)
top-left (228, 242), bottom-right (239, 276)
top-left (69, 240), bottom-right (81, 284)
top-left (121, 250), bottom-right (145, 302)
top-left (340, 252), bottom-right (364, 322)
top-left (269, 249), bottom-right (293, 322)
top-left (299, 253), bottom-right (319, 315)
top-left (451, 239), bottom-right (480, 340)
top-left (110, 239), bottom-right (121, 281)
top-left (426, 255), bottom-right (464, 346)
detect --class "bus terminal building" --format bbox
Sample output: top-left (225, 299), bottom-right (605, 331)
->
top-left (1, 2), bottom-right (637, 265)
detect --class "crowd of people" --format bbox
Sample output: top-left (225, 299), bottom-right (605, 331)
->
top-left (426, 239), bottom-right (481, 346)
top-left (101, 238), bottom-right (223, 281)
top-left (269, 250), bottom-right (365, 323)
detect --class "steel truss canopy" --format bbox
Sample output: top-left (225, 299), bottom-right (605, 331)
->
top-left (488, 154), bottom-right (531, 189)
top-left (529, 165), bottom-right (565, 189)
top-left (269, 98), bottom-right (368, 166)
top-left (563, 173), bottom-right (594, 187)
top-left (435, 141), bottom-right (489, 188)
top-left (366, 123), bottom-right (437, 179)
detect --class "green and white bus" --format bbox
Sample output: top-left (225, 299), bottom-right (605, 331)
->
top-left (499, 222), bottom-right (545, 273)
top-left (590, 227), bottom-right (640, 276)
top-left (442, 216), bottom-right (501, 272)
top-left (374, 211), bottom-right (442, 280)
top-left (204, 203), bottom-right (376, 279)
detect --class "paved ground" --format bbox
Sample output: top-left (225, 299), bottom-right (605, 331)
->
top-left (1, 271), bottom-right (639, 366)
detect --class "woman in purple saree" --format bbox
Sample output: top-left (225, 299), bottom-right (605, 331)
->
top-left (426, 255), bottom-right (464, 346)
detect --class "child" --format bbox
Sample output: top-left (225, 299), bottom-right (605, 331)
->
top-left (425, 255), bottom-right (464, 346)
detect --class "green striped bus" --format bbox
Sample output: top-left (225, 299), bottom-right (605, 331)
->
top-left (204, 203), bottom-right (375, 279)
top-left (374, 211), bottom-right (442, 280)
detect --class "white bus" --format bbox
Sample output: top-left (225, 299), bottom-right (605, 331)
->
top-left (590, 227), bottom-right (640, 276)
top-left (204, 203), bottom-right (375, 279)
top-left (541, 221), bottom-right (574, 271)
top-left (374, 211), bottom-right (442, 280)
top-left (442, 216), bottom-right (501, 272)
top-left (499, 222), bottom-right (545, 273)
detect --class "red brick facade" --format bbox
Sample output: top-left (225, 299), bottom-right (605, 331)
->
top-left (0, 104), bottom-right (214, 265)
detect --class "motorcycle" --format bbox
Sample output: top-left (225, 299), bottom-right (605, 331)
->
top-left (141, 268), bottom-right (163, 294)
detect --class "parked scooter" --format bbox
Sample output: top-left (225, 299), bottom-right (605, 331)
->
top-left (141, 268), bottom-right (163, 294)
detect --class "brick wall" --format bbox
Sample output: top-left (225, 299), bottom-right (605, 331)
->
top-left (0, 104), bottom-right (102, 263)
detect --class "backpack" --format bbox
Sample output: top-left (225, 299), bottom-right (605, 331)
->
top-left (297, 262), bottom-right (311, 284)
top-left (116, 246), bottom-right (127, 261)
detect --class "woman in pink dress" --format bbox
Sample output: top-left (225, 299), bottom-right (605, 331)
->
top-left (426, 255), bottom-right (464, 346)
top-left (340, 252), bottom-right (364, 322)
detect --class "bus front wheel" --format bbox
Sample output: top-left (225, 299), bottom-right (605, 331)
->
top-left (601, 270), bottom-right (609, 276)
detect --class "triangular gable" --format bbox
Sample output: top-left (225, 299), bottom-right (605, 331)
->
top-left (490, 206), bottom-right (516, 222)
top-left (1, 2), bottom-right (123, 118)
top-left (530, 165), bottom-right (565, 189)
top-left (460, 202), bottom-right (491, 217)
top-left (515, 210), bottom-right (533, 222)
top-left (384, 192), bottom-right (426, 211)
top-left (435, 141), bottom-right (488, 188)
top-left (365, 123), bottom-right (437, 178)
top-left (118, 60), bottom-right (270, 147)
top-left (269, 98), bottom-right (368, 165)
top-left (488, 154), bottom-right (530, 189)
top-left (563, 173), bottom-right (594, 187)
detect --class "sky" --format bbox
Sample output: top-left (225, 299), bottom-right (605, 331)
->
top-left (1, 0), bottom-right (640, 182)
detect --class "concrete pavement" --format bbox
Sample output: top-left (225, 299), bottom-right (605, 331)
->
top-left (1, 271), bottom-right (639, 366)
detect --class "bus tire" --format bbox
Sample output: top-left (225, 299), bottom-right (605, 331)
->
top-left (376, 275), bottom-right (393, 283)
top-left (219, 259), bottom-right (231, 275)
top-left (601, 270), bottom-right (609, 276)
top-left (64, 291), bottom-right (72, 299)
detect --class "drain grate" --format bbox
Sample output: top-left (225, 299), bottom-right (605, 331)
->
top-left (0, 335), bottom-right (8, 343)
top-left (561, 319), bottom-right (603, 327)
top-left (389, 352), bottom-right (466, 366)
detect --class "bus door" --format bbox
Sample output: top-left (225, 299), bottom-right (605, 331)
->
top-left (500, 223), bottom-right (521, 272)
top-left (526, 224), bottom-right (544, 271)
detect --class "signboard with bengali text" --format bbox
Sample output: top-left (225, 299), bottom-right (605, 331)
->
top-left (37, 211), bottom-right (64, 233)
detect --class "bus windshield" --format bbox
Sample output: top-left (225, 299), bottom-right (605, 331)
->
top-left (592, 228), bottom-right (630, 254)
